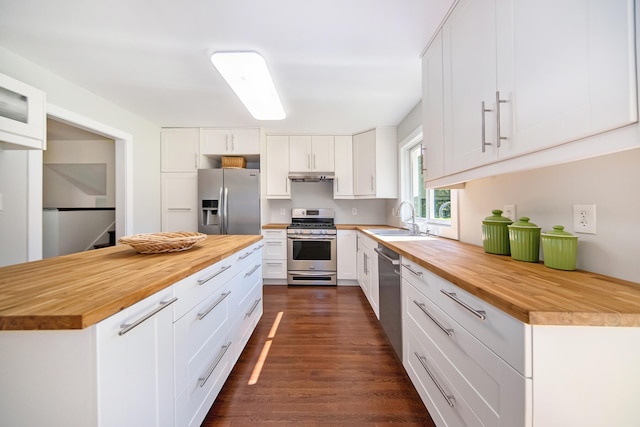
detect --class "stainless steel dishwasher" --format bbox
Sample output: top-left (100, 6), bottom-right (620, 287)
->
top-left (375, 244), bottom-right (402, 361)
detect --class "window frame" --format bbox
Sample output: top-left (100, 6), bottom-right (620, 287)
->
top-left (399, 128), bottom-right (459, 240)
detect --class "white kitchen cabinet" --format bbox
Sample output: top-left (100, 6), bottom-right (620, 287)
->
top-left (442, 0), bottom-right (498, 174)
top-left (261, 229), bottom-right (287, 280)
top-left (333, 135), bottom-right (354, 198)
top-left (0, 72), bottom-right (46, 150)
top-left (337, 229), bottom-right (357, 282)
top-left (200, 128), bottom-right (260, 155)
top-left (289, 135), bottom-right (335, 172)
top-left (265, 135), bottom-right (290, 199)
top-left (421, 32), bottom-right (445, 181)
top-left (431, 0), bottom-right (638, 183)
top-left (356, 232), bottom-right (379, 318)
top-left (161, 172), bottom-right (197, 232)
top-left (402, 259), bottom-right (531, 427)
top-left (96, 287), bottom-right (176, 427)
top-left (161, 128), bottom-right (200, 172)
top-left (353, 127), bottom-right (397, 199)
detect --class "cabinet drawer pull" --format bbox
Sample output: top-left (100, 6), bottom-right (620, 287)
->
top-left (402, 263), bottom-right (423, 277)
top-left (238, 251), bottom-right (253, 260)
top-left (440, 290), bottom-right (486, 320)
top-left (197, 291), bottom-right (231, 320)
top-left (119, 297), bottom-right (177, 336)
top-left (198, 341), bottom-right (232, 387)
top-left (198, 265), bottom-right (231, 286)
top-left (252, 244), bottom-right (264, 251)
top-left (167, 208), bottom-right (191, 211)
top-left (414, 351), bottom-right (455, 407)
top-left (496, 91), bottom-right (508, 147)
top-left (481, 101), bottom-right (493, 153)
top-left (413, 300), bottom-right (453, 337)
top-left (246, 298), bottom-right (262, 318)
top-left (244, 264), bottom-right (260, 277)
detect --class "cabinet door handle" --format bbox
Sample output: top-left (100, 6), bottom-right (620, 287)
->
top-left (440, 289), bottom-right (487, 320)
top-left (402, 263), bottom-right (423, 277)
top-left (336, 177), bottom-right (339, 193)
top-left (421, 144), bottom-right (428, 175)
top-left (244, 264), bottom-right (260, 277)
top-left (413, 300), bottom-right (453, 337)
top-left (496, 91), bottom-right (508, 148)
top-left (167, 208), bottom-right (191, 211)
top-left (197, 291), bottom-right (231, 320)
top-left (198, 265), bottom-right (232, 286)
top-left (481, 101), bottom-right (493, 153)
top-left (198, 341), bottom-right (232, 387)
top-left (245, 298), bottom-right (262, 318)
top-left (370, 175), bottom-right (374, 191)
top-left (414, 351), bottom-right (455, 407)
top-left (231, 133), bottom-right (235, 151)
top-left (225, 134), bottom-right (229, 151)
top-left (313, 154), bottom-right (316, 169)
top-left (364, 253), bottom-right (368, 275)
top-left (119, 297), bottom-right (177, 336)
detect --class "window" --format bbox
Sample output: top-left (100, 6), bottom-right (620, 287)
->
top-left (401, 131), bottom-right (458, 240)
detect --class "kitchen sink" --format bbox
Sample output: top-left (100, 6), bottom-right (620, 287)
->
top-left (367, 228), bottom-right (419, 236)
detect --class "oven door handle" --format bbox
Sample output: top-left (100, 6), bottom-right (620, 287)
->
top-left (287, 235), bottom-right (336, 241)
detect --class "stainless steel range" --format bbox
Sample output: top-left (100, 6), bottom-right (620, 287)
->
top-left (287, 208), bottom-right (337, 286)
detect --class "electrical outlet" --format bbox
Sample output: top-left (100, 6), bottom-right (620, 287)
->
top-left (503, 204), bottom-right (516, 221)
top-left (352, 208), bottom-right (358, 215)
top-left (280, 208), bottom-right (285, 216)
top-left (573, 204), bottom-right (596, 234)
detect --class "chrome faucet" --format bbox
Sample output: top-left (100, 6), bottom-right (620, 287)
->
top-left (398, 201), bottom-right (420, 235)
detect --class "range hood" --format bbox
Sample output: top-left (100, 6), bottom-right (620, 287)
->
top-left (288, 173), bottom-right (335, 182)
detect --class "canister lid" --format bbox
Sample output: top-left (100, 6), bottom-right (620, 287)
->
top-left (542, 225), bottom-right (578, 238)
top-left (483, 209), bottom-right (513, 223)
top-left (508, 217), bottom-right (540, 228)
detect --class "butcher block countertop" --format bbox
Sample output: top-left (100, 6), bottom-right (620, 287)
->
top-left (0, 235), bottom-right (261, 331)
top-left (356, 228), bottom-right (640, 327)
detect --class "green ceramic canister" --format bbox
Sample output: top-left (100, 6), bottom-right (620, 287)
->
top-left (541, 225), bottom-right (578, 270)
top-left (508, 217), bottom-right (541, 262)
top-left (482, 209), bottom-right (513, 255)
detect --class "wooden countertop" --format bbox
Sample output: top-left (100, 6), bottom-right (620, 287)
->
top-left (261, 223), bottom-right (390, 230)
top-left (356, 228), bottom-right (640, 327)
top-left (0, 235), bottom-right (262, 330)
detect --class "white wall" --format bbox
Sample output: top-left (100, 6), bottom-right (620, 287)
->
top-left (0, 46), bottom-right (162, 266)
top-left (458, 148), bottom-right (640, 283)
top-left (266, 181), bottom-right (387, 225)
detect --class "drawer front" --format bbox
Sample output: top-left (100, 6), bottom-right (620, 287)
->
top-left (174, 256), bottom-right (238, 320)
top-left (233, 278), bottom-right (263, 359)
top-left (405, 322), bottom-right (483, 427)
top-left (174, 280), bottom-right (233, 395)
top-left (357, 232), bottom-right (375, 251)
top-left (401, 258), bottom-right (439, 301)
top-left (263, 260), bottom-right (287, 279)
top-left (262, 229), bottom-right (286, 239)
top-left (437, 280), bottom-right (531, 377)
top-left (175, 332), bottom-right (234, 427)
top-left (405, 281), bottom-right (530, 426)
top-left (263, 239), bottom-right (286, 259)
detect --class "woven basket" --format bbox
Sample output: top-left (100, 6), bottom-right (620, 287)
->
top-left (221, 156), bottom-right (247, 168)
top-left (118, 232), bottom-right (207, 254)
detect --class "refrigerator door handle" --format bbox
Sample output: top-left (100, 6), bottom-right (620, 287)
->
top-left (223, 187), bottom-right (229, 234)
top-left (218, 187), bottom-right (224, 234)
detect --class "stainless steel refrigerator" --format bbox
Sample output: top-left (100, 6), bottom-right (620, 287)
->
top-left (197, 168), bottom-right (261, 235)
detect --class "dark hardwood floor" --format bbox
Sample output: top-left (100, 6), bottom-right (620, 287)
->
top-left (202, 285), bottom-right (435, 426)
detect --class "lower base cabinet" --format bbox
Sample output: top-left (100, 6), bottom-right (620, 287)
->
top-left (0, 241), bottom-right (263, 427)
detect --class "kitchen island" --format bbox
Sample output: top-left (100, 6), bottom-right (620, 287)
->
top-left (0, 235), bottom-right (264, 427)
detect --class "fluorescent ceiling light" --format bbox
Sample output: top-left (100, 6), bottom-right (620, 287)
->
top-left (211, 51), bottom-right (286, 120)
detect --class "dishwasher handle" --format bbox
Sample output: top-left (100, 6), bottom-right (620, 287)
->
top-left (374, 247), bottom-right (400, 265)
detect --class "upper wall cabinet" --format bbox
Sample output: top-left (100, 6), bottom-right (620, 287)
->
top-left (161, 128), bottom-right (200, 172)
top-left (200, 128), bottom-right (260, 156)
top-left (426, 0), bottom-right (638, 185)
top-left (0, 73), bottom-right (46, 150)
top-left (289, 135), bottom-right (335, 172)
top-left (353, 127), bottom-right (397, 199)
top-left (265, 135), bottom-right (290, 199)
top-left (333, 135), bottom-right (354, 198)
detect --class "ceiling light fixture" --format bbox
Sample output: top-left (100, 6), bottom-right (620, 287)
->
top-left (210, 51), bottom-right (286, 120)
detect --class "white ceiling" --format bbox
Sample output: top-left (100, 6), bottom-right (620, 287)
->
top-left (0, 0), bottom-right (454, 134)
